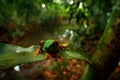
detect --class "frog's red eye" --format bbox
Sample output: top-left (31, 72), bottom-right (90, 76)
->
top-left (39, 41), bottom-right (43, 46)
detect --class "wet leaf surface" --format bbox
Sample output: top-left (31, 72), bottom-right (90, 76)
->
top-left (0, 43), bottom-right (46, 69)
top-left (0, 43), bottom-right (91, 69)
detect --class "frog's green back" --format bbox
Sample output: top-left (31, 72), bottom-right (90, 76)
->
top-left (43, 39), bottom-right (55, 50)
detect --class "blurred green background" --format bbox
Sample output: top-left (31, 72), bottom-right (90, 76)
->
top-left (0, 0), bottom-right (119, 80)
top-left (0, 0), bottom-right (115, 47)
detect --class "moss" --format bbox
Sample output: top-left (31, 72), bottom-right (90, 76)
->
top-left (91, 9), bottom-right (120, 79)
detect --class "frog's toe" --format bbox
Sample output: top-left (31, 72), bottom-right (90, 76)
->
top-left (46, 53), bottom-right (52, 59)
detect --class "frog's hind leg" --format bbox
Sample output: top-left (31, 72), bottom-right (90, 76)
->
top-left (46, 53), bottom-right (52, 59)
top-left (55, 54), bottom-right (61, 61)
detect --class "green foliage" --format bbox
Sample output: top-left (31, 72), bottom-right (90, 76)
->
top-left (38, 3), bottom-right (65, 26)
top-left (56, 0), bottom-right (116, 50)
top-left (61, 49), bottom-right (91, 62)
top-left (0, 43), bottom-right (45, 69)
top-left (64, 0), bottom-right (116, 30)
top-left (65, 0), bottom-right (115, 32)
top-left (0, 0), bottom-right (39, 24)
top-left (0, 0), bottom-right (66, 40)
top-left (0, 43), bottom-right (91, 69)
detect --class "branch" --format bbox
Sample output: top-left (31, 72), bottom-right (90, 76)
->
top-left (81, 0), bottom-right (120, 80)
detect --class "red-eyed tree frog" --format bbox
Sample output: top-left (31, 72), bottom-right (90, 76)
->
top-left (35, 39), bottom-right (65, 60)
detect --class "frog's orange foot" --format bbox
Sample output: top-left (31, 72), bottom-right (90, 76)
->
top-left (35, 49), bottom-right (41, 56)
top-left (46, 53), bottom-right (52, 59)
top-left (60, 45), bottom-right (65, 50)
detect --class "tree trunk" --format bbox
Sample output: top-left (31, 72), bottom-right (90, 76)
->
top-left (91, 0), bottom-right (120, 79)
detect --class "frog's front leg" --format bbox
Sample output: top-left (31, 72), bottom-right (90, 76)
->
top-left (35, 49), bottom-right (41, 56)
top-left (60, 45), bottom-right (65, 50)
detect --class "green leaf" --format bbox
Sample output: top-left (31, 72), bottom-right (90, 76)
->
top-left (0, 43), bottom-right (91, 69)
top-left (0, 43), bottom-right (46, 69)
top-left (60, 49), bottom-right (91, 62)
